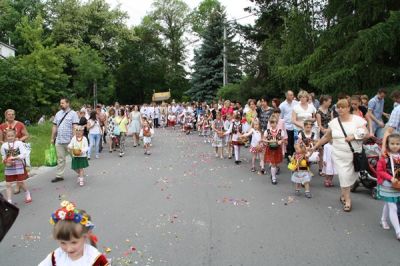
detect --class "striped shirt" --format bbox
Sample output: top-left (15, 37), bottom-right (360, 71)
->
top-left (53, 108), bottom-right (79, 144)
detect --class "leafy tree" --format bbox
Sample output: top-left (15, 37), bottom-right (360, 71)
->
top-left (45, 0), bottom-right (87, 47)
top-left (0, 0), bottom-right (45, 50)
top-left (15, 15), bottom-right (45, 54)
top-left (115, 19), bottom-right (168, 104)
top-left (72, 46), bottom-right (106, 100)
top-left (150, 0), bottom-right (190, 99)
top-left (0, 57), bottom-right (34, 119)
top-left (190, 0), bottom-right (221, 37)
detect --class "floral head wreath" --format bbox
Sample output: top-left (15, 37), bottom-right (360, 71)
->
top-left (49, 201), bottom-right (94, 230)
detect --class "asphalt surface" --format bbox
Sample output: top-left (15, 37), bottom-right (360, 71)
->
top-left (0, 128), bottom-right (399, 266)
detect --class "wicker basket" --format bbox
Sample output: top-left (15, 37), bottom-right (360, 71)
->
top-left (72, 149), bottom-right (82, 156)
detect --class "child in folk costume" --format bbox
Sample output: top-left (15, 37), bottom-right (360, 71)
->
top-left (267, 108), bottom-right (287, 156)
top-left (160, 108), bottom-right (167, 128)
top-left (229, 113), bottom-right (245, 165)
top-left (322, 141), bottom-right (336, 187)
top-left (376, 133), bottom-right (400, 240)
top-left (1, 129), bottom-right (31, 204)
top-left (223, 113), bottom-right (233, 159)
top-left (139, 119), bottom-right (154, 155)
top-left (202, 113), bottom-right (212, 143)
top-left (167, 113), bottom-right (177, 129)
top-left (212, 112), bottom-right (225, 158)
top-left (197, 114), bottom-right (204, 136)
top-left (297, 120), bottom-right (319, 166)
top-left (68, 126), bottom-right (89, 187)
top-left (291, 142), bottom-right (313, 198)
top-left (241, 121), bottom-right (266, 173)
top-left (264, 116), bottom-right (287, 184)
top-left (39, 201), bottom-right (109, 266)
top-left (183, 111), bottom-right (194, 135)
top-left (241, 115), bottom-right (250, 148)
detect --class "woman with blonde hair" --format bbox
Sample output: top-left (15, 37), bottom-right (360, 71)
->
top-left (291, 90), bottom-right (316, 143)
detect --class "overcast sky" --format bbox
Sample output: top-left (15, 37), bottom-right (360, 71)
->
top-left (106, 0), bottom-right (256, 26)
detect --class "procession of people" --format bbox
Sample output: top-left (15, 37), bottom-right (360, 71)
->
top-left (2, 88), bottom-right (400, 265)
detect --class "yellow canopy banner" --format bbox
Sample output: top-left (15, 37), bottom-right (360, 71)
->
top-left (152, 90), bottom-right (171, 102)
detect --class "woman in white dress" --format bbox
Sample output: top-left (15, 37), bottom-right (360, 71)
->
top-left (312, 99), bottom-right (368, 212)
top-left (129, 105), bottom-right (142, 147)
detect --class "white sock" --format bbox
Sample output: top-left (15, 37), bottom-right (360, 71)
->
top-left (388, 202), bottom-right (400, 234)
top-left (381, 203), bottom-right (389, 222)
top-left (271, 167), bottom-right (277, 181)
top-left (234, 146), bottom-right (240, 161)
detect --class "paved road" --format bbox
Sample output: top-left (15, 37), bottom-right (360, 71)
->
top-left (0, 128), bottom-right (398, 266)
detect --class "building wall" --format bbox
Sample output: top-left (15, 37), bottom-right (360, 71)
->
top-left (0, 44), bottom-right (16, 58)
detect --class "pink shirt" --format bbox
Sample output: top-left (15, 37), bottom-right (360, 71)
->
top-left (221, 107), bottom-right (234, 117)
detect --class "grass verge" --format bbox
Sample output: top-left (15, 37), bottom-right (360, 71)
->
top-left (0, 122), bottom-right (52, 182)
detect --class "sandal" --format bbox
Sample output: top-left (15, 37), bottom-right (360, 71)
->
top-left (380, 220), bottom-right (390, 230)
top-left (340, 196), bottom-right (346, 205)
top-left (343, 203), bottom-right (352, 212)
top-left (324, 180), bottom-right (330, 187)
top-left (24, 198), bottom-right (32, 204)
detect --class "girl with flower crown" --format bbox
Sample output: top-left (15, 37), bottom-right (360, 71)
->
top-left (39, 201), bottom-right (109, 266)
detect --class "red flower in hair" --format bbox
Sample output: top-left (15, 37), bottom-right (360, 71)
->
top-left (65, 211), bottom-right (75, 220)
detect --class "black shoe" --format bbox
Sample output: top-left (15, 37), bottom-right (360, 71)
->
top-left (271, 178), bottom-right (277, 185)
top-left (51, 177), bottom-right (64, 183)
top-left (261, 168), bottom-right (265, 175)
top-left (235, 160), bottom-right (240, 165)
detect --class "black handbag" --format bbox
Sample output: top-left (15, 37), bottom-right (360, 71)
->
top-left (0, 193), bottom-right (19, 242)
top-left (338, 118), bottom-right (368, 172)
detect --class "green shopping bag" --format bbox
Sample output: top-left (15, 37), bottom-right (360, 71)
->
top-left (44, 144), bottom-right (57, 167)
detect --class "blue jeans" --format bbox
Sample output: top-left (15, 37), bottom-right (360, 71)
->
top-left (88, 134), bottom-right (101, 158)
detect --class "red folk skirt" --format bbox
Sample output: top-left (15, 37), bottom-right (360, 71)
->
top-left (5, 169), bottom-right (28, 183)
top-left (264, 145), bottom-right (283, 165)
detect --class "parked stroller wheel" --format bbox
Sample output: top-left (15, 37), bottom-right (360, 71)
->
top-left (360, 178), bottom-right (377, 189)
top-left (351, 180), bottom-right (360, 192)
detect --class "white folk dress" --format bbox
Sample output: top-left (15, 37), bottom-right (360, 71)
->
top-left (328, 115), bottom-right (366, 187)
top-left (322, 142), bottom-right (337, 176)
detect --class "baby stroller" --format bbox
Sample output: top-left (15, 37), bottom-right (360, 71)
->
top-left (351, 137), bottom-right (380, 198)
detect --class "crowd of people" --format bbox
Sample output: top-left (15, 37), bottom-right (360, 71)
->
top-left (2, 88), bottom-right (400, 264)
